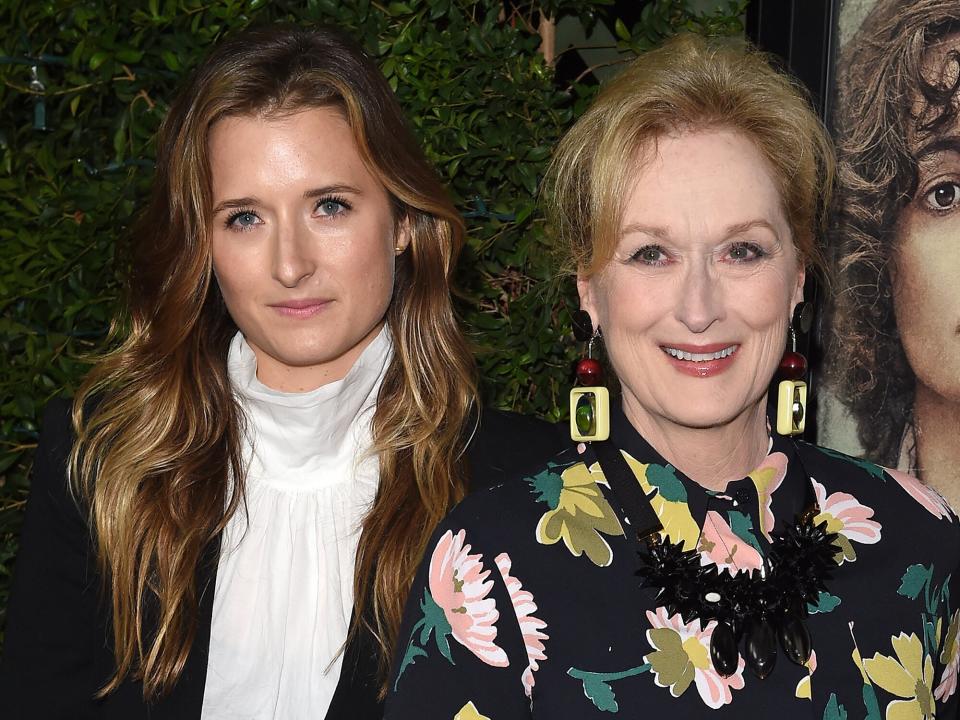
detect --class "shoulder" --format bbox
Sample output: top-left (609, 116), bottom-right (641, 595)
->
top-left (30, 396), bottom-right (78, 501)
top-left (466, 408), bottom-right (568, 492)
top-left (796, 440), bottom-right (960, 545)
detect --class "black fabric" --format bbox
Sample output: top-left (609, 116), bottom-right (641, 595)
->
top-left (0, 399), bottom-right (564, 719)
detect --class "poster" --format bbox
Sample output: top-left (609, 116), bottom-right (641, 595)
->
top-left (816, 0), bottom-right (960, 506)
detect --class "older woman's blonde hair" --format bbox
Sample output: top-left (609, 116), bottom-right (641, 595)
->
top-left (544, 33), bottom-right (835, 279)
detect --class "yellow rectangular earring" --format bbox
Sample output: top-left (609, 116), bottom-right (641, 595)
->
top-left (776, 380), bottom-right (807, 436)
top-left (570, 386), bottom-right (611, 442)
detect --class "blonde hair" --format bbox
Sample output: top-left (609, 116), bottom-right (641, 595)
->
top-left (544, 33), bottom-right (835, 278)
top-left (70, 25), bottom-right (476, 699)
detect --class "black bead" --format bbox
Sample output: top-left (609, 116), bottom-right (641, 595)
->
top-left (779, 615), bottom-right (812, 666)
top-left (744, 615), bottom-right (777, 679)
top-left (710, 620), bottom-right (739, 678)
top-left (571, 309), bottom-right (594, 342)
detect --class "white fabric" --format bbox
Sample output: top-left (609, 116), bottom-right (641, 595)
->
top-left (201, 327), bottom-right (392, 719)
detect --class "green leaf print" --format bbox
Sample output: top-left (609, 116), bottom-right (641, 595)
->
top-left (394, 589), bottom-right (455, 689)
top-left (897, 564), bottom-right (933, 602)
top-left (861, 684), bottom-right (881, 720)
top-left (823, 693), bottom-right (848, 720)
top-left (567, 665), bottom-right (651, 713)
top-left (807, 591), bottom-right (841, 615)
top-left (646, 464), bottom-right (687, 503)
top-left (527, 464), bottom-right (564, 510)
top-left (727, 510), bottom-right (764, 554)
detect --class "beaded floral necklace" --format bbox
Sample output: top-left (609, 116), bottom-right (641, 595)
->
top-left (591, 437), bottom-right (841, 680)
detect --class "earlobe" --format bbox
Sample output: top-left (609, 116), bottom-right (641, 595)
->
top-left (394, 216), bottom-right (412, 255)
top-left (576, 272), bottom-right (598, 329)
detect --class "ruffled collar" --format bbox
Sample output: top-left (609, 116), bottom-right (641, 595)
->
top-left (226, 325), bottom-right (393, 488)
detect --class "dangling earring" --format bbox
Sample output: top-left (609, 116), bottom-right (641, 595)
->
top-left (776, 302), bottom-right (812, 436)
top-left (570, 310), bottom-right (610, 442)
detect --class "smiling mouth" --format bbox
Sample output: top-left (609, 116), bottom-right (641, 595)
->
top-left (661, 345), bottom-right (739, 361)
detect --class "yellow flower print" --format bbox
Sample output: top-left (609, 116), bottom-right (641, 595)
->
top-left (935, 609), bottom-right (960, 702)
top-left (534, 461), bottom-right (623, 566)
top-left (795, 650), bottom-right (817, 700)
top-left (623, 453), bottom-right (700, 550)
top-left (454, 701), bottom-right (491, 720)
top-left (748, 451), bottom-right (787, 540)
top-left (863, 632), bottom-right (936, 719)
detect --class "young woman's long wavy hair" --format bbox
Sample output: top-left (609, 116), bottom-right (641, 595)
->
top-left (70, 24), bottom-right (477, 700)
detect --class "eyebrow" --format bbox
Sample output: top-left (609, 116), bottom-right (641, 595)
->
top-left (211, 184), bottom-right (363, 214)
top-left (915, 136), bottom-right (960, 160)
top-left (620, 218), bottom-right (780, 240)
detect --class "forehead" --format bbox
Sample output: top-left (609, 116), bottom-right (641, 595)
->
top-left (621, 128), bottom-right (787, 233)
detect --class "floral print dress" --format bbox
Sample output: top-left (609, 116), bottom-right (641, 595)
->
top-left (385, 406), bottom-right (960, 719)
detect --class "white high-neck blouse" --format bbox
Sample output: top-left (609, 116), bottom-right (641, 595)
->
top-left (201, 327), bottom-right (392, 719)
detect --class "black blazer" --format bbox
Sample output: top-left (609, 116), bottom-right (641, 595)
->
top-left (0, 399), bottom-right (565, 719)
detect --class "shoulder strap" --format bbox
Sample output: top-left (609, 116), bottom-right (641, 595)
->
top-left (591, 441), bottom-right (663, 541)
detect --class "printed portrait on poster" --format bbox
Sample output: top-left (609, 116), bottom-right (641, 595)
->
top-left (818, 0), bottom-right (960, 506)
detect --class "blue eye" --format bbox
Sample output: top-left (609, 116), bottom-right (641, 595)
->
top-left (630, 245), bottom-right (669, 265)
top-left (727, 242), bottom-right (765, 262)
top-left (225, 209), bottom-right (261, 231)
top-left (316, 197), bottom-right (350, 217)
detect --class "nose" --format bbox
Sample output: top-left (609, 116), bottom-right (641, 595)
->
top-left (271, 219), bottom-right (316, 288)
top-left (674, 258), bottom-right (724, 333)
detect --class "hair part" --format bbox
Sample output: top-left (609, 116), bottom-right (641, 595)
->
top-left (71, 24), bottom-right (476, 699)
top-left (544, 33), bottom-right (835, 284)
top-left (828, 0), bottom-right (960, 465)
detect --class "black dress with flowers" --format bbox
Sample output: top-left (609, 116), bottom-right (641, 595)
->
top-left (385, 406), bottom-right (960, 719)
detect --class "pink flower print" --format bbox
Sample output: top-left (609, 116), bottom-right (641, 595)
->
top-left (748, 451), bottom-right (788, 539)
top-left (884, 467), bottom-right (955, 521)
top-left (644, 607), bottom-right (745, 709)
top-left (697, 511), bottom-right (763, 575)
top-left (428, 529), bottom-right (508, 667)
top-left (812, 478), bottom-right (881, 563)
top-left (495, 553), bottom-right (549, 697)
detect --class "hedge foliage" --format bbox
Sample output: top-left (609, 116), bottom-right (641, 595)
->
top-left (0, 0), bottom-right (746, 636)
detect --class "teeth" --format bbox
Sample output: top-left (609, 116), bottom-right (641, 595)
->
top-left (663, 346), bottom-right (737, 361)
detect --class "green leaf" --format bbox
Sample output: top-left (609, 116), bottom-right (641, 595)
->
top-left (646, 464), bottom-right (686, 502)
top-left (727, 510), bottom-right (763, 554)
top-left (88, 51), bottom-right (109, 70)
top-left (580, 675), bottom-right (619, 712)
top-left (807, 591), bottom-right (841, 615)
top-left (862, 684), bottom-right (881, 720)
top-left (614, 18), bottom-right (630, 41)
top-left (526, 463), bottom-right (564, 509)
top-left (823, 693), bottom-right (847, 720)
top-left (898, 564), bottom-right (933, 601)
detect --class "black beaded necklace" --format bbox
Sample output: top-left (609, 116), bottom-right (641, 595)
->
top-left (591, 440), bottom-right (841, 681)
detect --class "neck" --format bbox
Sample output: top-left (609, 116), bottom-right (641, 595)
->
top-left (913, 383), bottom-right (960, 509)
top-left (253, 320), bottom-right (386, 393)
top-left (620, 394), bottom-right (769, 492)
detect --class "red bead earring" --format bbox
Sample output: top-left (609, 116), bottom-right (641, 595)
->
top-left (776, 303), bottom-right (812, 435)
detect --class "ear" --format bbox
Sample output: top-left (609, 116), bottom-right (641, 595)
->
top-left (790, 263), bottom-right (806, 313)
top-left (577, 269), bottom-right (600, 330)
top-left (394, 215), bottom-right (412, 255)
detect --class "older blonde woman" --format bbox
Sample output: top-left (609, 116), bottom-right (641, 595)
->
top-left (385, 34), bottom-right (960, 719)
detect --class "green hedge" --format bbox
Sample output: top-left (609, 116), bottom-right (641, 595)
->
top-left (0, 0), bottom-right (745, 637)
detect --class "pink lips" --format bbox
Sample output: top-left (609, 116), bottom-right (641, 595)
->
top-left (269, 298), bottom-right (330, 318)
top-left (661, 343), bottom-right (739, 378)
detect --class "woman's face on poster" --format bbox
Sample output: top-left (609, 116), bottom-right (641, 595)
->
top-left (892, 32), bottom-right (960, 403)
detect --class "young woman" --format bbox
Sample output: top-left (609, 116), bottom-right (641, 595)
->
top-left (386, 34), bottom-right (960, 719)
top-left (0, 25), bottom-right (560, 719)
top-left (828, 0), bottom-right (960, 507)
